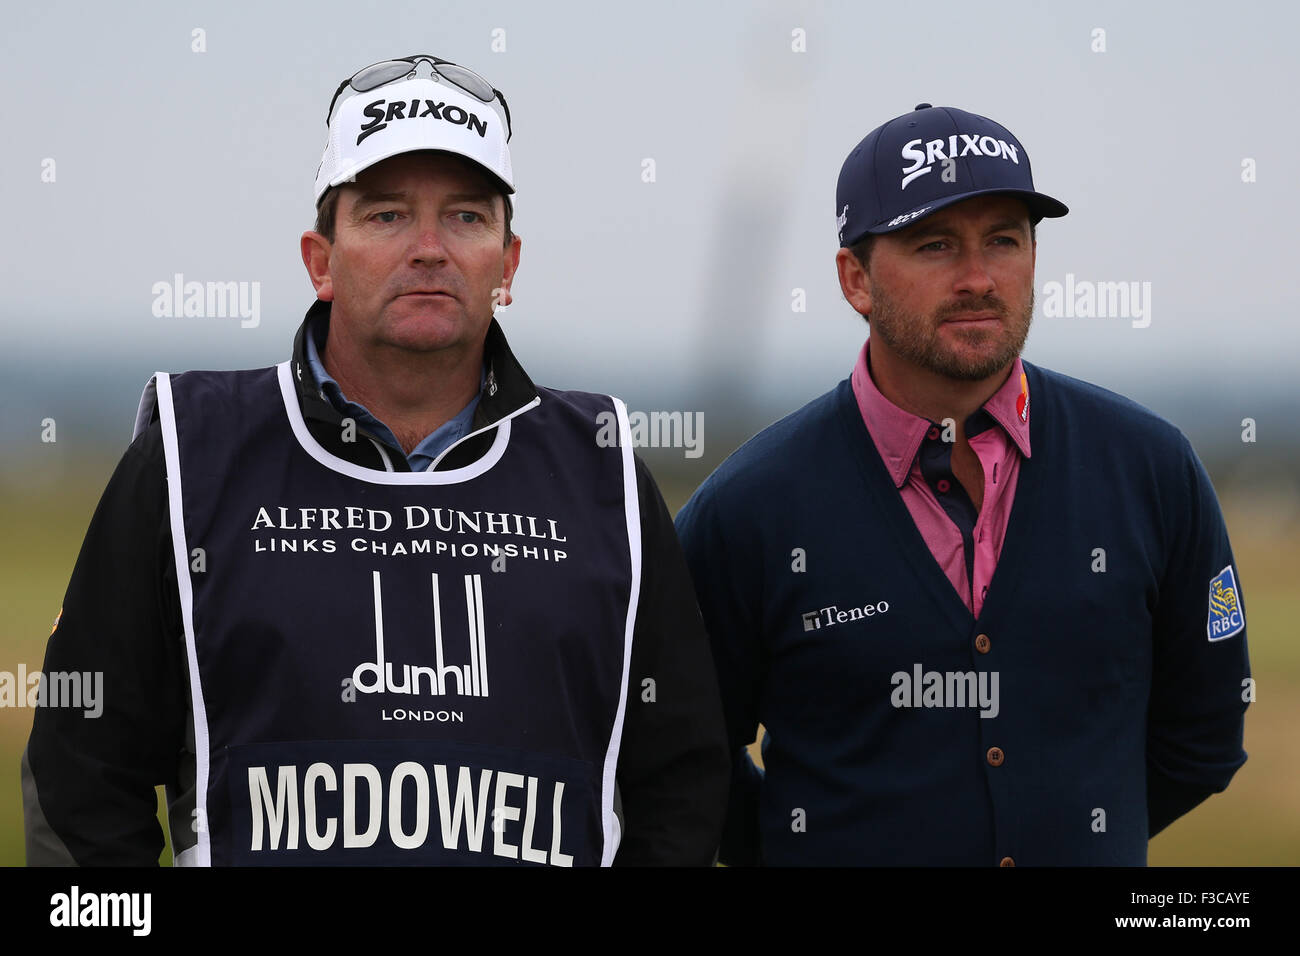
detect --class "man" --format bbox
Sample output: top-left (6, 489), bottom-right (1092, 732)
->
top-left (23, 54), bottom-right (728, 866)
top-left (675, 104), bottom-right (1250, 866)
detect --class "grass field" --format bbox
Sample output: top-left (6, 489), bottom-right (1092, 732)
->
top-left (3, 466), bottom-right (1296, 866)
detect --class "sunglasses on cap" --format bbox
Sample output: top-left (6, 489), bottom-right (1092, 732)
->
top-left (326, 54), bottom-right (512, 141)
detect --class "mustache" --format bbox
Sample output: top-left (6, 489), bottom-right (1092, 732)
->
top-left (391, 278), bottom-right (462, 298)
top-left (936, 297), bottom-right (1009, 320)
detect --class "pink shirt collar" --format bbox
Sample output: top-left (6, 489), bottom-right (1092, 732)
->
top-left (850, 339), bottom-right (1033, 488)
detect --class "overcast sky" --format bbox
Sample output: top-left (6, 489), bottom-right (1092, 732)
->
top-left (3, 0), bottom-right (1297, 431)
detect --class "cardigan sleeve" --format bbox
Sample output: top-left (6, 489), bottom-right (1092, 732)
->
top-left (674, 478), bottom-right (766, 865)
top-left (1145, 434), bottom-right (1250, 836)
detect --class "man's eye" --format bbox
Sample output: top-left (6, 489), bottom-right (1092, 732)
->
top-left (991, 236), bottom-right (1018, 246)
top-left (918, 240), bottom-right (946, 252)
top-left (456, 211), bottom-right (483, 224)
top-left (372, 211), bottom-right (400, 223)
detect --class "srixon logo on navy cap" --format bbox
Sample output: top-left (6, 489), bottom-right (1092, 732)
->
top-left (835, 103), bottom-right (1068, 247)
top-left (899, 104), bottom-right (1022, 190)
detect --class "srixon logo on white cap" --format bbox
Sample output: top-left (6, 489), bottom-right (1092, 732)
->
top-left (899, 133), bottom-right (1020, 190)
top-left (357, 96), bottom-right (491, 145)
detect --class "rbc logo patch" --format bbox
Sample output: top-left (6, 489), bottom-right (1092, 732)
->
top-left (1206, 565), bottom-right (1245, 641)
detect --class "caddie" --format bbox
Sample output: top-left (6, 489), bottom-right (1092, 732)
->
top-left (23, 53), bottom-right (729, 866)
top-left (675, 103), bottom-right (1251, 866)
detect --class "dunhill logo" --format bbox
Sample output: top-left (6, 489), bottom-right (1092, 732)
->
top-left (349, 570), bottom-right (489, 698)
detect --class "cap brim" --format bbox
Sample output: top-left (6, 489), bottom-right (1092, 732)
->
top-left (319, 147), bottom-right (514, 208)
top-left (864, 188), bottom-right (1068, 236)
top-left (314, 76), bottom-right (514, 207)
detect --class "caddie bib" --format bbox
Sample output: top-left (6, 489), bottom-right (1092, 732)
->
top-left (135, 362), bottom-right (642, 866)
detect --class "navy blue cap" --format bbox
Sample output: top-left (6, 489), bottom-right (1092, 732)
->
top-left (836, 104), bottom-right (1068, 247)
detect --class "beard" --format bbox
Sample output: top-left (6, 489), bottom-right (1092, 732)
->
top-left (868, 285), bottom-right (1034, 382)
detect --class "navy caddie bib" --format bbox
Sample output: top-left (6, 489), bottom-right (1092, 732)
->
top-left (134, 361), bottom-right (643, 866)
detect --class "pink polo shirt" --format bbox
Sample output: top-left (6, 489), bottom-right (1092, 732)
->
top-left (850, 339), bottom-right (1032, 617)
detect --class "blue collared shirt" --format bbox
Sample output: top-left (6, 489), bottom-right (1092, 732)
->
top-left (304, 318), bottom-right (482, 472)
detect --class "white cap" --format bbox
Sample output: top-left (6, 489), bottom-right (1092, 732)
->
top-left (314, 76), bottom-right (513, 206)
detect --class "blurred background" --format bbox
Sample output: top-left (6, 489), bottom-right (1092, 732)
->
top-left (2, 0), bottom-right (1296, 866)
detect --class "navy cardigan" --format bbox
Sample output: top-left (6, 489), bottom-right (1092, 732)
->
top-left (676, 361), bottom-right (1250, 865)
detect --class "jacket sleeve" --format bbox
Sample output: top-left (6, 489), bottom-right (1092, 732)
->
top-left (673, 478), bottom-right (766, 866)
top-left (22, 421), bottom-right (188, 865)
top-left (1146, 435), bottom-right (1251, 836)
top-left (612, 456), bottom-right (730, 865)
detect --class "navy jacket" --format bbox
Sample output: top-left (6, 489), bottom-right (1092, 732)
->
top-left (676, 361), bottom-right (1250, 866)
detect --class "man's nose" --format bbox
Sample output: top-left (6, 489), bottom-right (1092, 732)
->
top-left (410, 219), bottom-right (449, 264)
top-left (952, 247), bottom-right (996, 297)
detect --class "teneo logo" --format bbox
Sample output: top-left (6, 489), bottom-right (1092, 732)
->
top-left (358, 97), bottom-right (489, 145)
top-left (801, 600), bottom-right (890, 631)
top-left (900, 133), bottom-right (1019, 189)
top-left (836, 204), bottom-right (849, 240)
top-left (890, 663), bottom-right (1000, 719)
top-left (347, 570), bottom-right (489, 698)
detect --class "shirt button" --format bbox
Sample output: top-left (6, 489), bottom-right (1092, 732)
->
top-left (999, 856), bottom-right (1015, 867)
top-left (928, 426), bottom-right (940, 441)
top-left (936, 478), bottom-right (951, 493)
top-left (975, 633), bottom-right (991, 654)
top-left (987, 747), bottom-right (1004, 767)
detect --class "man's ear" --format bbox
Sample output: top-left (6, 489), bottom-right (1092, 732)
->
top-left (301, 232), bottom-right (334, 302)
top-left (495, 233), bottom-right (522, 308)
top-left (835, 247), bottom-right (873, 318)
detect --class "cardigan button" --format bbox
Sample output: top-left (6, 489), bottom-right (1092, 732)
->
top-left (936, 478), bottom-right (951, 493)
top-left (986, 747), bottom-right (1004, 767)
top-left (927, 426), bottom-right (940, 441)
top-left (975, 633), bottom-right (991, 654)
top-left (999, 856), bottom-right (1015, 867)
